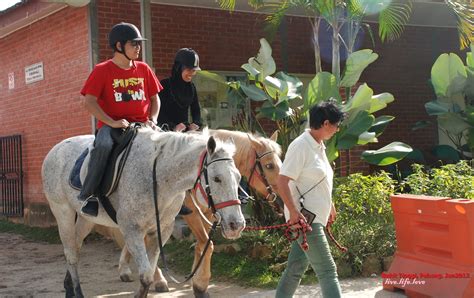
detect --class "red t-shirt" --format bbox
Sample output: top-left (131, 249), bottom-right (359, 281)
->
top-left (81, 60), bottom-right (163, 128)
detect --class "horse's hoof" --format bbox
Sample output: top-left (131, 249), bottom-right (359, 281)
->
top-left (154, 282), bottom-right (170, 293)
top-left (193, 285), bottom-right (210, 298)
top-left (120, 273), bottom-right (134, 282)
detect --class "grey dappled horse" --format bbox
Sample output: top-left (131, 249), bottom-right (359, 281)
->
top-left (41, 128), bottom-right (245, 298)
top-left (114, 129), bottom-right (283, 296)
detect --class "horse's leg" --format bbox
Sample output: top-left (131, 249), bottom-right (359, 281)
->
top-left (119, 244), bottom-right (134, 282)
top-left (75, 216), bottom-right (95, 250)
top-left (144, 231), bottom-right (169, 293)
top-left (122, 230), bottom-right (153, 298)
top-left (49, 200), bottom-right (85, 298)
top-left (183, 196), bottom-right (214, 298)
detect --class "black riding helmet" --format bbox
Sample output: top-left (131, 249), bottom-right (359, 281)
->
top-left (174, 48), bottom-right (201, 71)
top-left (108, 22), bottom-right (147, 60)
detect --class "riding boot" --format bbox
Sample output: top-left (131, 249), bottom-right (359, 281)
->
top-left (178, 204), bottom-right (193, 216)
top-left (79, 195), bottom-right (99, 217)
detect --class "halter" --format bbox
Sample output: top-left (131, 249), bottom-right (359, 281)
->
top-left (248, 150), bottom-right (277, 202)
top-left (192, 150), bottom-right (241, 214)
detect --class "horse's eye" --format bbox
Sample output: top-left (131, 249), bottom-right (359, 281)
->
top-left (213, 176), bottom-right (222, 183)
top-left (265, 163), bottom-right (274, 170)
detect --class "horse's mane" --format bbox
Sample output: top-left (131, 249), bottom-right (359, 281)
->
top-left (145, 127), bottom-right (236, 158)
top-left (209, 129), bottom-right (282, 164)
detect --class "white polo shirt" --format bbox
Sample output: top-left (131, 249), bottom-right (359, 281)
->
top-left (280, 129), bottom-right (334, 226)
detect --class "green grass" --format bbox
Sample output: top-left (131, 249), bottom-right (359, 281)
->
top-left (0, 219), bottom-right (61, 244)
top-left (163, 236), bottom-right (317, 288)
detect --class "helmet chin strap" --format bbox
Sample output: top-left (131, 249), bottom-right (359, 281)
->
top-left (117, 41), bottom-right (132, 61)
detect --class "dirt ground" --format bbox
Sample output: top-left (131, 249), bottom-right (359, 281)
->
top-left (0, 232), bottom-right (405, 298)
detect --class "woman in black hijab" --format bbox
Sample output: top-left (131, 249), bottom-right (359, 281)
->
top-left (157, 48), bottom-right (201, 132)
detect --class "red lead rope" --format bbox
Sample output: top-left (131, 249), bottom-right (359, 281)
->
top-left (244, 221), bottom-right (348, 253)
top-left (244, 220), bottom-right (311, 251)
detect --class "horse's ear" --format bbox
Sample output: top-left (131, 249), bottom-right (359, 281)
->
top-left (247, 133), bottom-right (261, 150)
top-left (207, 136), bottom-right (216, 155)
top-left (270, 130), bottom-right (279, 142)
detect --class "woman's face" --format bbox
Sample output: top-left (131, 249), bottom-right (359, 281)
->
top-left (322, 120), bottom-right (340, 140)
top-left (182, 68), bottom-right (198, 82)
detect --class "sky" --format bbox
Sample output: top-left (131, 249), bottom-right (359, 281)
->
top-left (0, 0), bottom-right (22, 11)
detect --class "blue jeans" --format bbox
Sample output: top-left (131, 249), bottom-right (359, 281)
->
top-left (78, 125), bottom-right (114, 200)
top-left (275, 223), bottom-right (342, 298)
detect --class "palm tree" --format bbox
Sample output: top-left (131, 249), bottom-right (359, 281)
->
top-left (218, 0), bottom-right (413, 83)
top-left (445, 0), bottom-right (474, 50)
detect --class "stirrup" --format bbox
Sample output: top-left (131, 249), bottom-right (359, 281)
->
top-left (80, 196), bottom-right (99, 217)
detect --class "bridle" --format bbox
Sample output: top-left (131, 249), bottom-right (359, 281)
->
top-left (152, 149), bottom-right (240, 284)
top-left (192, 150), bottom-right (241, 215)
top-left (247, 150), bottom-right (278, 203)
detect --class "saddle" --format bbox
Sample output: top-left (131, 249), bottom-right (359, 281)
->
top-left (69, 123), bottom-right (142, 221)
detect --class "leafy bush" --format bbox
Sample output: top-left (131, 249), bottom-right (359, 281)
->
top-left (332, 172), bottom-right (396, 275)
top-left (401, 160), bottom-right (474, 199)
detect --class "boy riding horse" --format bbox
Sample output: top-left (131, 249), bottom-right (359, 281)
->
top-left (78, 22), bottom-right (162, 216)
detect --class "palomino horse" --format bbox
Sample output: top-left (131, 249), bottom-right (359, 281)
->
top-left (41, 128), bottom-right (245, 298)
top-left (115, 129), bottom-right (282, 297)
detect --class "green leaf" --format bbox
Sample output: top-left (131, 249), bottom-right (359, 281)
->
top-left (197, 71), bottom-right (228, 85)
top-left (325, 136), bottom-right (339, 163)
top-left (340, 49), bottom-right (379, 88)
top-left (369, 115), bottom-right (395, 136)
top-left (275, 72), bottom-right (303, 100)
top-left (304, 72), bottom-right (340, 112)
top-left (412, 120), bottom-right (432, 131)
top-left (241, 63), bottom-right (261, 78)
top-left (406, 148), bottom-right (425, 163)
top-left (257, 100), bottom-right (290, 121)
top-left (368, 93), bottom-right (394, 114)
top-left (357, 131), bottom-right (377, 145)
top-left (240, 83), bottom-right (269, 101)
top-left (431, 53), bottom-right (467, 98)
top-left (337, 111), bottom-right (375, 150)
top-left (361, 142), bottom-right (413, 166)
top-left (425, 100), bottom-right (452, 116)
top-left (248, 38), bottom-right (276, 78)
top-left (431, 145), bottom-right (460, 162)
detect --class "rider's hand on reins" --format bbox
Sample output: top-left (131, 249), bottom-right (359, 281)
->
top-left (111, 119), bottom-right (130, 128)
top-left (174, 123), bottom-right (187, 132)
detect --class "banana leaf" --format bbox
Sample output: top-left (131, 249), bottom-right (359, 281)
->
top-left (361, 142), bottom-right (413, 166)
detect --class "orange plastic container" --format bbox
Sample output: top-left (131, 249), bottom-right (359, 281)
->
top-left (383, 194), bottom-right (474, 298)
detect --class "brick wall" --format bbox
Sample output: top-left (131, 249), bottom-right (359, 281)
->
top-left (0, 1), bottom-right (462, 224)
top-left (0, 5), bottom-right (90, 224)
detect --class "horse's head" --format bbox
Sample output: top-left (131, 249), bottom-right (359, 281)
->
top-left (247, 131), bottom-right (282, 201)
top-left (198, 136), bottom-right (245, 239)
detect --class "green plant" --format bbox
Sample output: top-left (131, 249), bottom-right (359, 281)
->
top-left (331, 171), bottom-right (396, 274)
top-left (401, 160), bottom-right (474, 199)
top-left (415, 45), bottom-right (474, 159)
top-left (201, 39), bottom-right (412, 168)
top-left (218, 0), bottom-right (413, 81)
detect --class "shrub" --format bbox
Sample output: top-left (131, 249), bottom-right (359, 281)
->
top-left (401, 160), bottom-right (474, 199)
top-left (331, 171), bottom-right (396, 275)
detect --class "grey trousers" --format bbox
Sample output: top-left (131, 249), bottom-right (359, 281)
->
top-left (78, 125), bottom-right (114, 200)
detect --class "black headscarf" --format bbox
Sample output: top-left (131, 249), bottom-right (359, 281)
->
top-left (169, 62), bottom-right (196, 109)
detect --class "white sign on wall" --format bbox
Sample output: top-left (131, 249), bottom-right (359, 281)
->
top-left (8, 72), bottom-right (14, 90)
top-left (25, 62), bottom-right (44, 84)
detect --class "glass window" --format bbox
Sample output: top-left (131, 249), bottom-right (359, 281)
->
top-left (194, 72), bottom-right (248, 129)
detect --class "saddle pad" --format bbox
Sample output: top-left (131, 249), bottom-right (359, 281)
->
top-left (69, 148), bottom-right (88, 190)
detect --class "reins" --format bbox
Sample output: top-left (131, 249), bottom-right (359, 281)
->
top-left (152, 150), bottom-right (239, 284)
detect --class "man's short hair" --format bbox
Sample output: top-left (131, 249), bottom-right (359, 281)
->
top-left (309, 100), bottom-right (345, 129)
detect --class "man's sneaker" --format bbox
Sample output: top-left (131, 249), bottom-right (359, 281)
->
top-left (80, 196), bottom-right (99, 217)
top-left (178, 204), bottom-right (193, 216)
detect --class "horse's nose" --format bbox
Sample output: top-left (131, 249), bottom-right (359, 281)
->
top-left (229, 221), bottom-right (238, 231)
